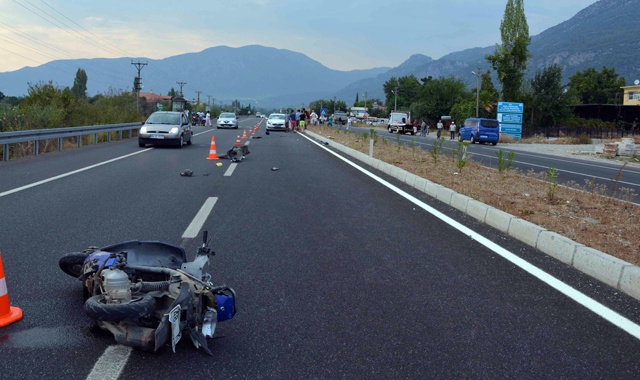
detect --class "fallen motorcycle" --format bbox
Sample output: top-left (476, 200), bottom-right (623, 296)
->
top-left (58, 231), bottom-right (236, 355)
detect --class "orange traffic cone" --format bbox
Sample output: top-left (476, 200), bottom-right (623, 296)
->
top-left (235, 134), bottom-right (242, 146)
top-left (0, 253), bottom-right (23, 328)
top-left (206, 136), bottom-right (219, 160)
top-left (242, 129), bottom-right (248, 139)
top-left (249, 127), bottom-right (255, 136)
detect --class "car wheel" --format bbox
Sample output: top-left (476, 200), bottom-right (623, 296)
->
top-left (177, 136), bottom-right (183, 148)
top-left (388, 127), bottom-right (393, 133)
top-left (138, 140), bottom-right (145, 148)
top-left (458, 135), bottom-right (463, 142)
top-left (470, 135), bottom-right (477, 144)
top-left (492, 142), bottom-right (497, 146)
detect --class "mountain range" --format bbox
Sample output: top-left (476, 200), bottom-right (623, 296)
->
top-left (0, 0), bottom-right (638, 109)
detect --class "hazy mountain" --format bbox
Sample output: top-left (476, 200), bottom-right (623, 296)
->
top-left (336, 0), bottom-right (640, 102)
top-left (0, 45), bottom-right (390, 107)
top-left (1, 0), bottom-right (637, 109)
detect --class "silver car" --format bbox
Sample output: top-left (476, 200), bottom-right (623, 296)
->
top-left (217, 112), bottom-right (238, 129)
top-left (138, 111), bottom-right (193, 148)
top-left (266, 113), bottom-right (286, 131)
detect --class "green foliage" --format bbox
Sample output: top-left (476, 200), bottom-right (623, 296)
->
top-left (370, 128), bottom-right (378, 145)
top-left (456, 141), bottom-right (469, 172)
top-left (430, 137), bottom-right (444, 163)
top-left (0, 83), bottom-right (141, 133)
top-left (383, 75), bottom-right (421, 111)
top-left (530, 64), bottom-right (572, 127)
top-left (486, 0), bottom-right (530, 101)
top-left (70, 68), bottom-right (88, 98)
top-left (308, 98), bottom-right (348, 113)
top-left (567, 66), bottom-right (626, 105)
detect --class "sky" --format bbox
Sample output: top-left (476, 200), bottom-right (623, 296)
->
top-left (0, 0), bottom-right (599, 74)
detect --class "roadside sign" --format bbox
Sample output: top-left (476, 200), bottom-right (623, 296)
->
top-left (498, 113), bottom-right (522, 124)
top-left (498, 102), bottom-right (524, 114)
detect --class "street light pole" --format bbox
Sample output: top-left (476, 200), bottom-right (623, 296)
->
top-left (393, 87), bottom-right (398, 112)
top-left (472, 67), bottom-right (481, 118)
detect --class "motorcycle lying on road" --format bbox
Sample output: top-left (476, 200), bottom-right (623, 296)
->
top-left (58, 231), bottom-right (236, 355)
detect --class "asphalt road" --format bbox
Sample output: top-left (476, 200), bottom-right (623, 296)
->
top-left (348, 125), bottom-right (640, 204)
top-left (1, 117), bottom-right (639, 379)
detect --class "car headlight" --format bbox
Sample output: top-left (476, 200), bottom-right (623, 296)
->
top-left (169, 127), bottom-right (179, 134)
top-left (140, 126), bottom-right (147, 133)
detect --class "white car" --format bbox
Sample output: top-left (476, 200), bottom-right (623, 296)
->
top-left (217, 112), bottom-right (238, 129)
top-left (266, 113), bottom-right (286, 131)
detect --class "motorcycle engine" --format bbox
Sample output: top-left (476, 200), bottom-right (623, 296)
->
top-left (101, 268), bottom-right (132, 304)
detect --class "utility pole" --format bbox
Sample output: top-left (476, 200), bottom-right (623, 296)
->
top-left (472, 67), bottom-right (481, 117)
top-left (393, 87), bottom-right (398, 112)
top-left (131, 60), bottom-right (147, 112)
top-left (176, 81), bottom-right (187, 97)
top-left (364, 91), bottom-right (368, 110)
top-left (206, 95), bottom-right (211, 109)
top-left (333, 96), bottom-right (336, 114)
top-left (195, 91), bottom-right (202, 105)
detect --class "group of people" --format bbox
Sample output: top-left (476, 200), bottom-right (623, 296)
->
top-left (415, 119), bottom-right (457, 139)
top-left (190, 110), bottom-right (212, 127)
top-left (284, 109), bottom-right (321, 132)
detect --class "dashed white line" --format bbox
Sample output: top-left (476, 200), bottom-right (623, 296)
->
top-left (0, 149), bottom-right (152, 198)
top-left (224, 163), bottom-right (238, 176)
top-left (182, 197), bottom-right (218, 238)
top-left (85, 345), bottom-right (132, 380)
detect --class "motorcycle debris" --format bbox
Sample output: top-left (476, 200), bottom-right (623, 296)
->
top-left (271, 167), bottom-right (279, 171)
top-left (180, 169), bottom-right (193, 177)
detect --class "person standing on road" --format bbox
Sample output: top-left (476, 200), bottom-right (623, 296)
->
top-left (205, 111), bottom-right (211, 127)
top-left (449, 121), bottom-right (456, 140)
top-left (436, 119), bottom-right (443, 138)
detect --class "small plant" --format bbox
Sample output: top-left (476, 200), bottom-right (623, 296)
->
top-left (381, 137), bottom-right (389, 145)
top-left (430, 137), bottom-right (444, 163)
top-left (609, 162), bottom-right (627, 198)
top-left (507, 151), bottom-right (516, 170)
top-left (497, 149), bottom-right (506, 173)
top-left (546, 167), bottom-right (559, 202)
top-left (396, 133), bottom-right (401, 151)
top-left (370, 128), bottom-right (378, 145)
top-left (362, 132), bottom-right (369, 140)
top-left (456, 141), bottom-right (469, 172)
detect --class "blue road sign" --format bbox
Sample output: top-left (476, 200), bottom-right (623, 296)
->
top-left (500, 125), bottom-right (522, 133)
top-left (498, 113), bottom-right (523, 123)
top-left (498, 102), bottom-right (524, 114)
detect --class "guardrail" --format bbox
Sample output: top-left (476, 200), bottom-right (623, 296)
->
top-left (0, 122), bottom-right (143, 161)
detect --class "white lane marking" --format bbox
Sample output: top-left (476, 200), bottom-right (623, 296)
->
top-left (397, 136), bottom-right (639, 187)
top-left (224, 163), bottom-right (238, 177)
top-left (301, 133), bottom-right (640, 341)
top-left (86, 345), bottom-right (132, 380)
top-left (183, 197), bottom-right (218, 238)
top-left (0, 149), bottom-right (153, 198)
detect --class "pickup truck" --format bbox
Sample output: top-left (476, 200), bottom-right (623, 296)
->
top-left (387, 112), bottom-right (414, 134)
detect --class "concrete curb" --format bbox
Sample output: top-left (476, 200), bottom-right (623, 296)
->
top-left (307, 131), bottom-right (640, 302)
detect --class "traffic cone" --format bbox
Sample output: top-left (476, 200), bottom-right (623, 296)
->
top-left (235, 134), bottom-right (242, 146)
top-left (0, 253), bottom-right (23, 328)
top-left (242, 129), bottom-right (248, 139)
top-left (249, 127), bottom-right (255, 136)
top-left (206, 136), bottom-right (219, 160)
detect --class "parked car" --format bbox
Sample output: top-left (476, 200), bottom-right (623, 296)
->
top-left (217, 112), bottom-right (239, 129)
top-left (458, 117), bottom-right (500, 145)
top-left (266, 113), bottom-right (286, 131)
top-left (138, 111), bottom-right (192, 148)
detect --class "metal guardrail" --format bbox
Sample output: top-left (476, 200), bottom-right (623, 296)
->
top-left (0, 122), bottom-right (143, 161)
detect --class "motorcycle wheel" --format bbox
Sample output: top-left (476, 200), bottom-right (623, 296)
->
top-left (58, 252), bottom-right (89, 278)
top-left (84, 294), bottom-right (156, 322)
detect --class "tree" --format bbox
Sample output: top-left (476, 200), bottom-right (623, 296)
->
top-left (567, 67), bottom-right (626, 105)
top-left (383, 75), bottom-right (421, 111)
top-left (415, 76), bottom-right (469, 119)
top-left (530, 64), bottom-right (572, 127)
top-left (354, 93), bottom-right (359, 106)
top-left (486, 0), bottom-right (530, 102)
top-left (70, 68), bottom-right (88, 98)
top-left (167, 88), bottom-right (177, 98)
